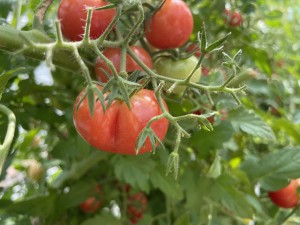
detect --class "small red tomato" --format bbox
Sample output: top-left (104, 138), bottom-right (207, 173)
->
top-left (95, 46), bottom-right (153, 82)
top-left (145, 0), bottom-right (193, 49)
top-left (186, 44), bottom-right (202, 58)
top-left (224, 9), bottom-right (243, 27)
top-left (201, 66), bottom-right (210, 76)
top-left (73, 87), bottom-right (169, 154)
top-left (57, 0), bottom-right (116, 41)
top-left (268, 180), bottom-right (300, 208)
top-left (194, 110), bottom-right (215, 124)
top-left (80, 185), bottom-right (103, 213)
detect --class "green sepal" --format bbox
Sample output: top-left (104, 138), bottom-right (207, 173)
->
top-left (206, 32), bottom-right (231, 53)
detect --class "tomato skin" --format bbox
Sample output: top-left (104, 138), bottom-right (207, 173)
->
top-left (224, 9), bottom-right (243, 27)
top-left (145, 0), bottom-right (193, 49)
top-left (73, 88), bottom-right (169, 154)
top-left (268, 180), bottom-right (300, 208)
top-left (95, 46), bottom-right (153, 82)
top-left (57, 0), bottom-right (116, 41)
top-left (155, 56), bottom-right (201, 94)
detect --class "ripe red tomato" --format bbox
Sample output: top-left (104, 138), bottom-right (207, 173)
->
top-left (145, 0), bottom-right (193, 49)
top-left (80, 185), bottom-right (103, 213)
top-left (95, 46), bottom-right (153, 82)
top-left (224, 9), bottom-right (243, 27)
top-left (268, 179), bottom-right (300, 208)
top-left (155, 56), bottom-right (201, 94)
top-left (73, 87), bottom-right (169, 154)
top-left (186, 44), bottom-right (202, 58)
top-left (57, 0), bottom-right (116, 41)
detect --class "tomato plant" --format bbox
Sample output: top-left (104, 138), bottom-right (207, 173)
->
top-left (95, 46), bottom-right (153, 82)
top-left (57, 0), bottom-right (116, 41)
top-left (154, 56), bottom-right (201, 94)
top-left (73, 87), bottom-right (169, 154)
top-left (268, 179), bottom-right (300, 208)
top-left (145, 0), bottom-right (193, 49)
top-left (224, 9), bottom-right (243, 27)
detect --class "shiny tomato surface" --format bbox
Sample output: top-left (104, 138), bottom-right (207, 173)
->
top-left (73, 88), bottom-right (169, 154)
top-left (268, 180), bottom-right (300, 208)
top-left (95, 46), bottom-right (153, 82)
top-left (145, 0), bottom-right (193, 49)
top-left (57, 0), bottom-right (116, 41)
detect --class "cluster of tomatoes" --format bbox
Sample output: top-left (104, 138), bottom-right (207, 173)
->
top-left (79, 183), bottom-right (147, 224)
top-left (268, 179), bottom-right (300, 208)
top-left (57, 0), bottom-right (243, 155)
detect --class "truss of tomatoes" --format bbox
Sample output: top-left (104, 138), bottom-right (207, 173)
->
top-left (58, 0), bottom-right (198, 154)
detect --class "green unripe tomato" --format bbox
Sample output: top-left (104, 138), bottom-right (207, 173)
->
top-left (155, 56), bottom-right (201, 94)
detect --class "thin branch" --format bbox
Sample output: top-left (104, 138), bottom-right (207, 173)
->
top-left (33, 0), bottom-right (54, 30)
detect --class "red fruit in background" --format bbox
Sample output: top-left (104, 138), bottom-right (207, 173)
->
top-left (186, 44), bottom-right (202, 58)
top-left (127, 192), bottom-right (148, 224)
top-left (201, 66), bottom-right (210, 76)
top-left (145, 0), bottom-right (193, 49)
top-left (73, 87), bottom-right (169, 155)
top-left (224, 9), bottom-right (243, 27)
top-left (268, 179), bottom-right (300, 208)
top-left (80, 185), bottom-right (103, 213)
top-left (194, 110), bottom-right (215, 124)
top-left (57, 0), bottom-right (116, 41)
top-left (95, 46), bottom-right (152, 82)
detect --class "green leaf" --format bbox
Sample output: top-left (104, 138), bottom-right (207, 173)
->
top-left (228, 107), bottom-right (275, 140)
top-left (80, 213), bottom-right (120, 225)
top-left (241, 147), bottom-right (300, 191)
top-left (206, 33), bottom-right (231, 53)
top-left (56, 180), bottom-right (98, 211)
top-left (4, 194), bottom-right (56, 216)
top-left (150, 168), bottom-right (183, 200)
top-left (206, 154), bottom-right (222, 179)
top-left (174, 213), bottom-right (190, 225)
top-left (0, 68), bottom-right (23, 101)
top-left (112, 155), bottom-right (155, 192)
top-left (190, 121), bottom-right (234, 154)
top-left (211, 174), bottom-right (253, 218)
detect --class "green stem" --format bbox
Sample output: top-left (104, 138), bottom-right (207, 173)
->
top-left (92, 44), bottom-right (119, 78)
top-left (123, 4), bottom-right (144, 44)
top-left (51, 151), bottom-right (106, 189)
top-left (127, 47), bottom-right (245, 94)
top-left (72, 47), bottom-right (93, 85)
top-left (33, 0), bottom-right (54, 30)
top-left (82, 8), bottom-right (94, 44)
top-left (0, 105), bottom-right (16, 173)
top-left (12, 0), bottom-right (22, 29)
top-left (97, 4), bottom-right (122, 46)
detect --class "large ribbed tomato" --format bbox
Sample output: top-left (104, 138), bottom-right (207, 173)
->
top-left (95, 46), bottom-right (153, 82)
top-left (145, 0), bottom-right (193, 49)
top-left (57, 0), bottom-right (116, 41)
top-left (73, 87), bottom-right (169, 154)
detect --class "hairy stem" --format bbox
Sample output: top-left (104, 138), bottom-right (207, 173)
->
top-left (0, 105), bottom-right (16, 173)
